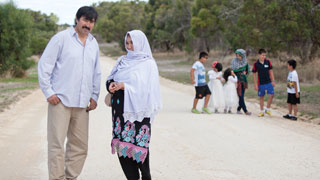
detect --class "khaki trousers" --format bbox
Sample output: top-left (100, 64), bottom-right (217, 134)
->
top-left (47, 102), bottom-right (89, 180)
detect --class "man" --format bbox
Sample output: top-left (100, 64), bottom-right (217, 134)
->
top-left (38, 6), bottom-right (100, 180)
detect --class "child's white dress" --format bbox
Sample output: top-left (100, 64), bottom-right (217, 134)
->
top-left (208, 70), bottom-right (225, 110)
top-left (223, 75), bottom-right (239, 109)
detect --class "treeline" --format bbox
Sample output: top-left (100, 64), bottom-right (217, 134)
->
top-left (93, 0), bottom-right (320, 63)
top-left (0, 1), bottom-right (58, 77)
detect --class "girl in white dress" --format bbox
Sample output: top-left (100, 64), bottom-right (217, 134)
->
top-left (223, 68), bottom-right (239, 113)
top-left (208, 61), bottom-right (225, 113)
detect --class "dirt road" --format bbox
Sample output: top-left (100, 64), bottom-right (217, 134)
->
top-left (0, 55), bottom-right (320, 180)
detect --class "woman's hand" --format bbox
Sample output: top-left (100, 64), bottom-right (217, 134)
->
top-left (109, 82), bottom-right (125, 93)
top-left (231, 70), bottom-right (236, 77)
top-left (109, 82), bottom-right (117, 93)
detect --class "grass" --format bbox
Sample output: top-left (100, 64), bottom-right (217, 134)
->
top-left (0, 62), bottom-right (39, 112)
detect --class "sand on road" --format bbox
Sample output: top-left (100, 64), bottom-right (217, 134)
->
top-left (0, 55), bottom-right (320, 180)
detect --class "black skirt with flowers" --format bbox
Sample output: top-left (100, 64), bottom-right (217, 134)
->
top-left (106, 79), bottom-right (151, 164)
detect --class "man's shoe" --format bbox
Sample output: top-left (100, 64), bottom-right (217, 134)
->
top-left (237, 111), bottom-right (242, 114)
top-left (191, 108), bottom-right (201, 114)
top-left (283, 114), bottom-right (291, 119)
top-left (202, 107), bottom-right (212, 114)
top-left (258, 112), bottom-right (264, 117)
top-left (265, 110), bottom-right (272, 116)
top-left (290, 116), bottom-right (298, 121)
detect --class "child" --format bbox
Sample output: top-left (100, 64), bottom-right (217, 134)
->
top-left (190, 52), bottom-right (212, 114)
top-left (283, 60), bottom-right (300, 120)
top-left (223, 68), bottom-right (239, 113)
top-left (252, 49), bottom-right (275, 117)
top-left (208, 61), bottom-right (225, 113)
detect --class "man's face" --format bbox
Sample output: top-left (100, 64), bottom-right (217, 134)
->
top-left (75, 16), bottom-right (95, 36)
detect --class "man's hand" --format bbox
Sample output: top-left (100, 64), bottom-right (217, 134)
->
top-left (254, 84), bottom-right (258, 91)
top-left (86, 98), bottom-right (97, 112)
top-left (272, 81), bottom-right (276, 87)
top-left (47, 94), bottom-right (60, 105)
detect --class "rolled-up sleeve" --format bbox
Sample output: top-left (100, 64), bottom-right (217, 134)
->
top-left (38, 35), bottom-right (61, 99)
top-left (91, 50), bottom-right (101, 102)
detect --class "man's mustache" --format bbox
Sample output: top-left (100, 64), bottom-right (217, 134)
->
top-left (82, 26), bottom-right (90, 31)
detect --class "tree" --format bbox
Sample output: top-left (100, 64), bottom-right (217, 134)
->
top-left (151, 0), bottom-right (193, 52)
top-left (93, 0), bottom-right (146, 50)
top-left (0, 1), bottom-right (34, 77)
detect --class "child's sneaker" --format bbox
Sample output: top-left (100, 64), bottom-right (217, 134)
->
top-left (283, 114), bottom-right (291, 119)
top-left (258, 112), bottom-right (264, 117)
top-left (245, 111), bottom-right (252, 115)
top-left (265, 110), bottom-right (272, 116)
top-left (202, 107), bottom-right (212, 114)
top-left (191, 108), bottom-right (201, 114)
top-left (290, 116), bottom-right (298, 121)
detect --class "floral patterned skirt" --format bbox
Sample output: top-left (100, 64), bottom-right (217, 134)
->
top-left (111, 90), bottom-right (151, 164)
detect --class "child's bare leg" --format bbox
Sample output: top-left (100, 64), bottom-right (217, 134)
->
top-left (260, 96), bottom-right (264, 110)
top-left (193, 98), bottom-right (199, 109)
top-left (288, 104), bottom-right (292, 115)
top-left (267, 94), bottom-right (274, 109)
top-left (204, 94), bottom-right (210, 108)
top-left (293, 104), bottom-right (298, 116)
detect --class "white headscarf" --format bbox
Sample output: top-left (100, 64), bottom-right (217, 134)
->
top-left (107, 30), bottom-right (162, 123)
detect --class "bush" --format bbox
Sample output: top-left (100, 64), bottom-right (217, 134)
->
top-left (0, 1), bottom-right (34, 77)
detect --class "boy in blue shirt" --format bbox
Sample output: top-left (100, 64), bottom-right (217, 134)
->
top-left (190, 52), bottom-right (212, 114)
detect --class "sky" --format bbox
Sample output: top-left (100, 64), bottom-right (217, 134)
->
top-left (0, 0), bottom-right (117, 25)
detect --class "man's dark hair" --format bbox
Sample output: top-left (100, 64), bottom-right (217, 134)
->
top-left (287, 59), bottom-right (297, 69)
top-left (215, 63), bottom-right (223, 72)
top-left (75, 6), bottom-right (98, 25)
top-left (258, 49), bottom-right (267, 54)
top-left (199, 51), bottom-right (208, 59)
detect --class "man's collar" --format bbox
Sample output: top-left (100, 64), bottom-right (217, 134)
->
top-left (69, 26), bottom-right (94, 41)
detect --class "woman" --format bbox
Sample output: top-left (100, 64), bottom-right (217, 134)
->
top-left (106, 30), bottom-right (162, 180)
top-left (231, 49), bottom-right (251, 115)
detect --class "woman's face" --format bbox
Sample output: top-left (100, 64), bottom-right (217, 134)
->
top-left (236, 53), bottom-right (242, 60)
top-left (126, 35), bottom-right (134, 51)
